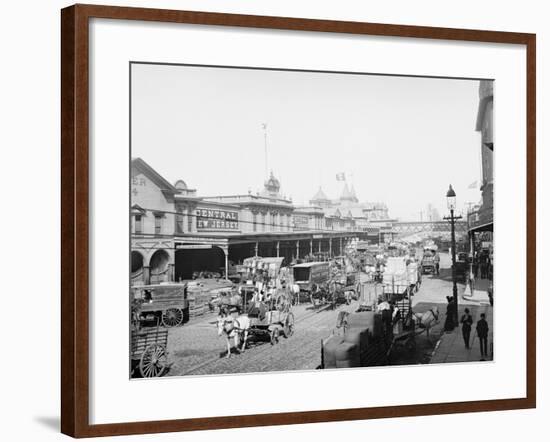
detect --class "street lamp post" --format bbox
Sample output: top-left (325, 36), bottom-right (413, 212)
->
top-left (444, 185), bottom-right (462, 327)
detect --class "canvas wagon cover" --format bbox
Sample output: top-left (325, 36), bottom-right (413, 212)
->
top-left (382, 257), bottom-right (409, 289)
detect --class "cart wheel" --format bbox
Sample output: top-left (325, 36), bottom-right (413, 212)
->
top-left (283, 313), bottom-right (295, 338)
top-left (270, 327), bottom-right (280, 345)
top-left (162, 308), bottom-right (184, 327)
top-left (139, 344), bottom-right (167, 377)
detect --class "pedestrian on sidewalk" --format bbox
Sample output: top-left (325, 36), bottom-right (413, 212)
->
top-left (476, 313), bottom-right (489, 359)
top-left (444, 296), bottom-right (456, 331)
top-left (460, 308), bottom-right (473, 348)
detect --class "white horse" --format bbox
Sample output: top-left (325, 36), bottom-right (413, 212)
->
top-left (217, 313), bottom-right (251, 358)
top-left (412, 306), bottom-right (439, 341)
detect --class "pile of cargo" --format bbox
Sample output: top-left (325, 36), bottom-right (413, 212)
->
top-left (186, 280), bottom-right (234, 318)
top-left (382, 257), bottom-right (409, 294)
top-left (321, 311), bottom-right (387, 368)
top-left (240, 257), bottom-right (285, 280)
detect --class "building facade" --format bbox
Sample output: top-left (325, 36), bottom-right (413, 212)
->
top-left (468, 80), bottom-right (494, 235)
top-left (131, 159), bottom-right (383, 284)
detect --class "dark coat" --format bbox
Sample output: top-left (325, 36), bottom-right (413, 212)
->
top-left (460, 314), bottom-right (473, 330)
top-left (476, 318), bottom-right (489, 338)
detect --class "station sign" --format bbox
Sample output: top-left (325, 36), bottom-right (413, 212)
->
top-left (196, 208), bottom-right (239, 230)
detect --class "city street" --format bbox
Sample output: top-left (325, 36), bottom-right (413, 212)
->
top-left (160, 252), bottom-right (491, 377)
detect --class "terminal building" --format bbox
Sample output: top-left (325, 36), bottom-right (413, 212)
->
top-left (131, 158), bottom-right (394, 285)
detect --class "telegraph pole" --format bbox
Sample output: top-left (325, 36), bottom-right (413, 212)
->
top-left (444, 185), bottom-right (463, 327)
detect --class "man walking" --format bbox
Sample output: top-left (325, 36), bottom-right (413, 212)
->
top-left (476, 313), bottom-right (489, 359)
top-left (460, 308), bottom-right (473, 348)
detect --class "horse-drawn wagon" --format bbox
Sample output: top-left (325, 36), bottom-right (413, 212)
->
top-left (292, 261), bottom-right (330, 305)
top-left (319, 294), bottom-right (439, 368)
top-left (132, 283), bottom-right (190, 328)
top-left (243, 289), bottom-right (295, 344)
top-left (130, 302), bottom-right (169, 378)
top-left (217, 290), bottom-right (295, 357)
top-left (421, 244), bottom-right (440, 275)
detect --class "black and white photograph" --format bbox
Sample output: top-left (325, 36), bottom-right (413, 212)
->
top-left (129, 63), bottom-right (494, 378)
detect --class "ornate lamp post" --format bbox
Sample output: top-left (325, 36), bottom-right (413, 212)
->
top-left (444, 185), bottom-right (462, 326)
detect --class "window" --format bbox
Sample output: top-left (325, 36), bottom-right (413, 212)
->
top-left (154, 215), bottom-right (162, 234)
top-left (262, 213), bottom-right (266, 232)
top-left (134, 215), bottom-right (142, 234)
top-left (252, 213), bottom-right (257, 232)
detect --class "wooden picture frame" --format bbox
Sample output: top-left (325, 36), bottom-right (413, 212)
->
top-left (61, 3), bottom-right (536, 437)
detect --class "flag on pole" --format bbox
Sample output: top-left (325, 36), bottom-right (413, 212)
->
top-left (468, 180), bottom-right (478, 189)
top-left (336, 172), bottom-right (345, 181)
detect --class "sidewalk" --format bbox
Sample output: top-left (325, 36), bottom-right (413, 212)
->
top-left (430, 289), bottom-right (493, 364)
top-left (461, 277), bottom-right (492, 305)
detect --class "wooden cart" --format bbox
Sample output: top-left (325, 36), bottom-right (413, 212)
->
top-left (250, 308), bottom-right (295, 344)
top-left (131, 319), bottom-right (169, 378)
top-left (244, 293), bottom-right (295, 345)
top-left (132, 283), bottom-right (189, 328)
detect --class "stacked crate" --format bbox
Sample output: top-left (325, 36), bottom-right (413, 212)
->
top-left (187, 287), bottom-right (212, 317)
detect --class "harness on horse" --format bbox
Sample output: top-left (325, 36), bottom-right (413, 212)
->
top-left (221, 317), bottom-right (240, 336)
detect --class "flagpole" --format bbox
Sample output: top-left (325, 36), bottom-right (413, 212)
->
top-left (262, 123), bottom-right (268, 179)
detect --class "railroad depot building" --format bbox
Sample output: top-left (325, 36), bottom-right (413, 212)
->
top-left (131, 158), bottom-right (391, 285)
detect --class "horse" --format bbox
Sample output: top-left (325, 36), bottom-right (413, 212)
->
top-left (217, 312), bottom-right (251, 358)
top-left (335, 310), bottom-right (350, 333)
top-left (411, 306), bottom-right (439, 341)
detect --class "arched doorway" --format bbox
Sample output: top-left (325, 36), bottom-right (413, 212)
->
top-left (175, 246), bottom-right (225, 281)
top-left (131, 251), bottom-right (144, 285)
top-left (149, 249), bottom-right (170, 284)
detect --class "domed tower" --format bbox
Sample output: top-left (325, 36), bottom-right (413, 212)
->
top-left (340, 183), bottom-right (358, 203)
top-left (349, 184), bottom-right (359, 203)
top-left (310, 186), bottom-right (331, 207)
top-left (263, 171), bottom-right (281, 197)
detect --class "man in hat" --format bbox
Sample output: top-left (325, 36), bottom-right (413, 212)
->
top-left (476, 313), bottom-right (490, 359)
top-left (460, 308), bottom-right (473, 348)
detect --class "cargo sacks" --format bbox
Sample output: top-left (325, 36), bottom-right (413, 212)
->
top-left (322, 311), bottom-right (387, 368)
top-left (334, 342), bottom-right (360, 368)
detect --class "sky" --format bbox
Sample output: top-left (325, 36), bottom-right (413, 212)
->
top-left (131, 63), bottom-right (485, 221)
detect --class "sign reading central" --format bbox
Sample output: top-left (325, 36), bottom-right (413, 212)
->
top-left (196, 208), bottom-right (239, 230)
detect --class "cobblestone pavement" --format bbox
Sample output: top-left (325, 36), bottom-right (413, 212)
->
top-left (160, 253), bottom-right (488, 376)
top-left (166, 301), bottom-right (358, 377)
